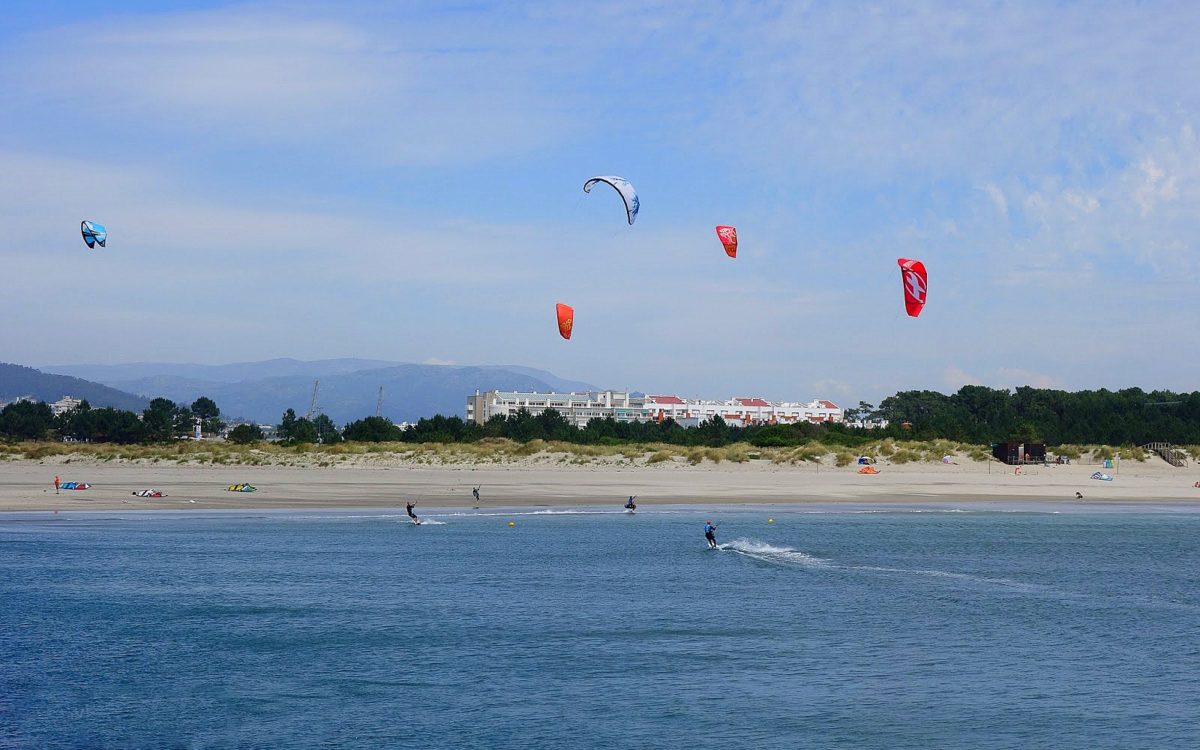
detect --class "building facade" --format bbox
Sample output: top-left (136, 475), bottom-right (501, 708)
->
top-left (50, 396), bottom-right (83, 416)
top-left (466, 390), bottom-right (841, 428)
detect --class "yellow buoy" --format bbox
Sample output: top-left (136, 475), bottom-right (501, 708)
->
top-left (508, 521), bottom-right (515, 527)
top-left (768, 518), bottom-right (774, 523)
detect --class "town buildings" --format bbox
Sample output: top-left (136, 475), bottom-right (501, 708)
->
top-left (466, 390), bottom-right (842, 428)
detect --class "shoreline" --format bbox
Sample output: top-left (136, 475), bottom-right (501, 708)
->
top-left (3, 455), bottom-right (1198, 512)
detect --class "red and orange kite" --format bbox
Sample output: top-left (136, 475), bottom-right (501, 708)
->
top-left (555, 303), bottom-right (574, 340)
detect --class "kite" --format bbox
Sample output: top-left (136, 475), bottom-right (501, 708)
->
top-left (583, 176), bottom-right (639, 225)
top-left (556, 303), bottom-right (574, 340)
top-left (81, 220), bottom-right (107, 249)
top-left (715, 225), bottom-right (737, 258)
top-left (896, 258), bottom-right (928, 318)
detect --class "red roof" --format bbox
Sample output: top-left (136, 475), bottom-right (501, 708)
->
top-left (816, 400), bottom-right (839, 409)
top-left (648, 395), bottom-right (685, 405)
top-left (735, 397), bottom-right (770, 407)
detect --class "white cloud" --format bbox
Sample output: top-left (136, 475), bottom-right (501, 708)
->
top-left (1063, 191), bottom-right (1099, 214)
top-left (981, 184), bottom-right (1008, 216)
top-left (0, 5), bottom-right (588, 166)
top-left (996, 368), bottom-right (1061, 390)
top-left (943, 367), bottom-right (978, 392)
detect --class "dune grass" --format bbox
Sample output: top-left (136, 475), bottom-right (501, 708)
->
top-left (2, 438), bottom-right (1184, 468)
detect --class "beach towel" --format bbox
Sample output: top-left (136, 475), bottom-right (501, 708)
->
top-left (1090, 472), bottom-right (1113, 481)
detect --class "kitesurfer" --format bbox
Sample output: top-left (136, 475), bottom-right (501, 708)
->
top-left (704, 520), bottom-right (718, 549)
top-left (625, 496), bottom-right (637, 511)
top-left (472, 486), bottom-right (481, 502)
top-left (406, 501), bottom-right (419, 524)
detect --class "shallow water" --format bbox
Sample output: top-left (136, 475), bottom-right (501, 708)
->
top-left (3, 505), bottom-right (1199, 749)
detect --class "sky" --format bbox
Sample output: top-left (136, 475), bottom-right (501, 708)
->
top-left (2, 0), bottom-right (1198, 405)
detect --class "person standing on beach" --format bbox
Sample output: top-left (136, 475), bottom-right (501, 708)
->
top-left (704, 520), bottom-right (718, 549)
top-left (406, 501), bottom-right (419, 524)
top-left (54, 475), bottom-right (60, 494)
top-left (472, 486), bottom-right (481, 502)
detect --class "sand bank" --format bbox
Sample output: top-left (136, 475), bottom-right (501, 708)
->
top-left (2, 454), bottom-right (1198, 512)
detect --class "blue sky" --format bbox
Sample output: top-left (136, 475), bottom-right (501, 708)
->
top-left (2, 1), bottom-right (1197, 404)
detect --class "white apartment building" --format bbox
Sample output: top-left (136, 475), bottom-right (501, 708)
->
top-left (643, 395), bottom-right (842, 426)
top-left (467, 390), bottom-right (647, 428)
top-left (466, 390), bottom-right (841, 428)
top-left (50, 396), bottom-right (84, 416)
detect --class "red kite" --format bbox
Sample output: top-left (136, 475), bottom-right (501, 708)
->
top-left (715, 225), bottom-right (737, 258)
top-left (896, 258), bottom-right (928, 318)
top-left (556, 303), bottom-right (574, 340)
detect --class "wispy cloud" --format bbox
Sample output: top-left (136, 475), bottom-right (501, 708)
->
top-left (0, 1), bottom-right (1197, 402)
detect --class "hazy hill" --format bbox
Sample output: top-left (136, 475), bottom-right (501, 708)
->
top-left (39, 360), bottom-right (599, 424)
top-left (0, 363), bottom-right (150, 412)
top-left (41, 358), bottom-right (402, 384)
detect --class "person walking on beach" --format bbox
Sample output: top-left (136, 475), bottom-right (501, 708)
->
top-left (54, 475), bottom-right (60, 494)
top-left (472, 486), bottom-right (481, 502)
top-left (406, 501), bottom-right (420, 524)
top-left (704, 520), bottom-right (718, 549)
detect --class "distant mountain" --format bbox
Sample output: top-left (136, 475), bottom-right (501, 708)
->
top-left (0, 363), bottom-right (150, 412)
top-left (478, 365), bottom-right (597, 394)
top-left (38, 359), bottom-right (599, 424)
top-left (41, 358), bottom-right (402, 384)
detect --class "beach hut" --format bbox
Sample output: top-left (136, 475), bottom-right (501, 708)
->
top-left (992, 442), bottom-right (1046, 465)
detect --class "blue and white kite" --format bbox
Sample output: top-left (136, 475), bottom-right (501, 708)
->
top-left (81, 220), bottom-right (107, 249)
top-left (583, 176), bottom-right (639, 225)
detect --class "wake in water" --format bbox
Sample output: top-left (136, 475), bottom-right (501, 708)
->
top-left (433, 509), bottom-right (626, 518)
top-left (718, 538), bottom-right (830, 568)
top-left (844, 564), bottom-right (1050, 592)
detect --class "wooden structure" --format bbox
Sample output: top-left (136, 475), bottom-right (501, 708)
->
top-left (1142, 442), bottom-right (1188, 467)
top-left (992, 441), bottom-right (1046, 465)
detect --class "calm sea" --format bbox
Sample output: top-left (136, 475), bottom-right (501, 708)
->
top-left (2, 504), bottom-right (1198, 749)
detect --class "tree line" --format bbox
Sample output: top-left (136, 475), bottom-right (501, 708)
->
top-left (0, 396), bottom-right (223, 444)
top-left (3, 385), bottom-right (1200, 447)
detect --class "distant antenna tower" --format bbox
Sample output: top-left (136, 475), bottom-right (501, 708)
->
top-left (306, 379), bottom-right (320, 420)
top-left (376, 386), bottom-right (384, 417)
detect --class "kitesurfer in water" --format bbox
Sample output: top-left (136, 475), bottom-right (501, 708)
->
top-left (704, 520), bottom-right (718, 549)
top-left (406, 501), bottom-right (419, 524)
top-left (625, 496), bottom-right (637, 511)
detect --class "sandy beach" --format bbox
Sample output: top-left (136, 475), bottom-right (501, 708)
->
top-left (3, 453), bottom-right (1198, 512)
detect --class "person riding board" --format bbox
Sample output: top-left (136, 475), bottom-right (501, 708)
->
top-left (624, 496), bottom-right (637, 511)
top-left (406, 501), bottom-right (420, 524)
top-left (704, 520), bottom-right (718, 549)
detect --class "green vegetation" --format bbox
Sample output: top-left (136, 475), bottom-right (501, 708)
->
top-left (875, 386), bottom-right (1200, 445)
top-left (3, 385), bottom-right (1199, 469)
top-left (227, 423), bottom-right (264, 444)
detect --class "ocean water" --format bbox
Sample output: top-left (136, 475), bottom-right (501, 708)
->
top-left (2, 504), bottom-right (1199, 749)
